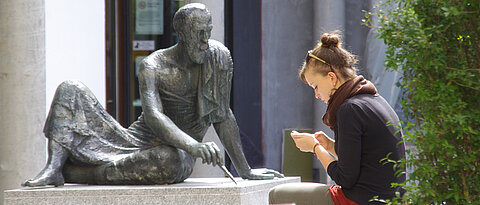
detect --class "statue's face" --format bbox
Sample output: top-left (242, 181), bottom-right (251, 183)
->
top-left (181, 15), bottom-right (212, 64)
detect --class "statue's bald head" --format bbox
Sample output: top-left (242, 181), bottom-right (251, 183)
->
top-left (172, 3), bottom-right (212, 64)
top-left (173, 3), bottom-right (212, 41)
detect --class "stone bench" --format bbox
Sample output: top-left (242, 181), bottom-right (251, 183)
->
top-left (4, 177), bottom-right (299, 205)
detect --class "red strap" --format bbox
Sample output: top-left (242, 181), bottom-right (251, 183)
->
top-left (328, 185), bottom-right (359, 205)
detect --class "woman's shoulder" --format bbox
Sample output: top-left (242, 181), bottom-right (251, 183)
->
top-left (337, 94), bottom-right (390, 119)
top-left (339, 94), bottom-right (400, 127)
top-left (346, 93), bottom-right (380, 102)
top-left (340, 94), bottom-right (376, 108)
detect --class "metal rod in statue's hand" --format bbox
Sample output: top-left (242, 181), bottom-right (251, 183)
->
top-left (220, 165), bottom-right (237, 185)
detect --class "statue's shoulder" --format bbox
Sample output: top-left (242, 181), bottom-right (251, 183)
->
top-left (140, 48), bottom-right (172, 72)
top-left (208, 40), bottom-right (233, 70)
top-left (208, 39), bottom-right (231, 55)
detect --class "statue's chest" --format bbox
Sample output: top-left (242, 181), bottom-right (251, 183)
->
top-left (156, 66), bottom-right (200, 96)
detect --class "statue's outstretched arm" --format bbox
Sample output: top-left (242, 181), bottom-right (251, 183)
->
top-left (138, 62), bottom-right (222, 166)
top-left (213, 109), bottom-right (284, 179)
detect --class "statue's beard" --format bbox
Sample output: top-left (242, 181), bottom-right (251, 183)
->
top-left (189, 50), bottom-right (207, 64)
top-left (185, 40), bottom-right (208, 64)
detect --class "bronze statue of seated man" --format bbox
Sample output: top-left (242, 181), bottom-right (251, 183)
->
top-left (23, 3), bottom-right (283, 186)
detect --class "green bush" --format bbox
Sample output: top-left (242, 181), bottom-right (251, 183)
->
top-left (367, 0), bottom-right (480, 204)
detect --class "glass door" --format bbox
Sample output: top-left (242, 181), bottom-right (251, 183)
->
top-left (106, 0), bottom-right (185, 126)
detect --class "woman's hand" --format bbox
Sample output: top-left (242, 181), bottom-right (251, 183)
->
top-left (314, 131), bottom-right (337, 158)
top-left (290, 131), bottom-right (319, 153)
top-left (314, 131), bottom-right (333, 151)
top-left (291, 131), bottom-right (336, 171)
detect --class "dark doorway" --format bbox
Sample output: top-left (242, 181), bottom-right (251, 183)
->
top-left (225, 0), bottom-right (264, 173)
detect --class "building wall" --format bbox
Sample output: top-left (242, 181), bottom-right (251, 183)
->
top-left (262, 0), bottom-right (315, 171)
top-left (344, 0), bottom-right (371, 75)
top-left (45, 0), bottom-right (106, 110)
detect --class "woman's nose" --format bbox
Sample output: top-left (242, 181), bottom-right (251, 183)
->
top-left (315, 92), bottom-right (321, 99)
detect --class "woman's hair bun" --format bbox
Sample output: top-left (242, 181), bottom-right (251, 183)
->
top-left (320, 32), bottom-right (341, 48)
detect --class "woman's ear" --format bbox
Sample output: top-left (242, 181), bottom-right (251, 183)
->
top-left (328, 72), bottom-right (337, 85)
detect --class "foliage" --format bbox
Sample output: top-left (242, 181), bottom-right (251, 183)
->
top-left (366, 0), bottom-right (480, 204)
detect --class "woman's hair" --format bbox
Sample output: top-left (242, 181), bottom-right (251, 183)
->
top-left (299, 31), bottom-right (357, 84)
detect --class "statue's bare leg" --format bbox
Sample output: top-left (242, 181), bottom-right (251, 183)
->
top-left (22, 139), bottom-right (69, 187)
top-left (90, 145), bottom-right (195, 185)
top-left (61, 145), bottom-right (195, 185)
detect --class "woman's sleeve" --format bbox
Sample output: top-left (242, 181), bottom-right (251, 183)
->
top-left (327, 102), bottom-right (363, 189)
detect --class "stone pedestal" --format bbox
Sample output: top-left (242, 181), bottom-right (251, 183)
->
top-left (4, 177), bottom-right (299, 205)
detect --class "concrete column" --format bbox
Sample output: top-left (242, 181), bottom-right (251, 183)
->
top-left (184, 0), bottom-right (225, 178)
top-left (312, 0), bottom-right (345, 184)
top-left (0, 0), bottom-right (46, 204)
top-left (261, 0), bottom-right (314, 172)
top-left (344, 0), bottom-right (371, 74)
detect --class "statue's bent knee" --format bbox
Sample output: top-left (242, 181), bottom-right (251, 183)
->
top-left (147, 146), bottom-right (195, 182)
top-left (53, 80), bottom-right (92, 99)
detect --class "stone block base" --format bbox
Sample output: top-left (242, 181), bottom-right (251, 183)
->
top-left (4, 177), bottom-right (299, 205)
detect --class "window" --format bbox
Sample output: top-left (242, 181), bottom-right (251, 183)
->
top-left (106, 0), bottom-right (185, 126)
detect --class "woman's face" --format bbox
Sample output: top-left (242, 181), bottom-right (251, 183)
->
top-left (304, 67), bottom-right (336, 103)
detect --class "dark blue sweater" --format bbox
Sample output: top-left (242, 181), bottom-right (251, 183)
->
top-left (327, 94), bottom-right (406, 204)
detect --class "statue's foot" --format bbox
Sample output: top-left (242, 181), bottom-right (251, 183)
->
top-left (22, 170), bottom-right (64, 187)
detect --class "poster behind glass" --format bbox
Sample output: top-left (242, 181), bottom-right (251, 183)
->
top-left (135, 0), bottom-right (164, 35)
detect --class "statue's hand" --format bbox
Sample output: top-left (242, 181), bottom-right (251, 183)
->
top-left (242, 168), bottom-right (285, 180)
top-left (188, 142), bottom-right (223, 167)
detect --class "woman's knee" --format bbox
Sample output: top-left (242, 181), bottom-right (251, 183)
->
top-left (269, 183), bottom-right (334, 205)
